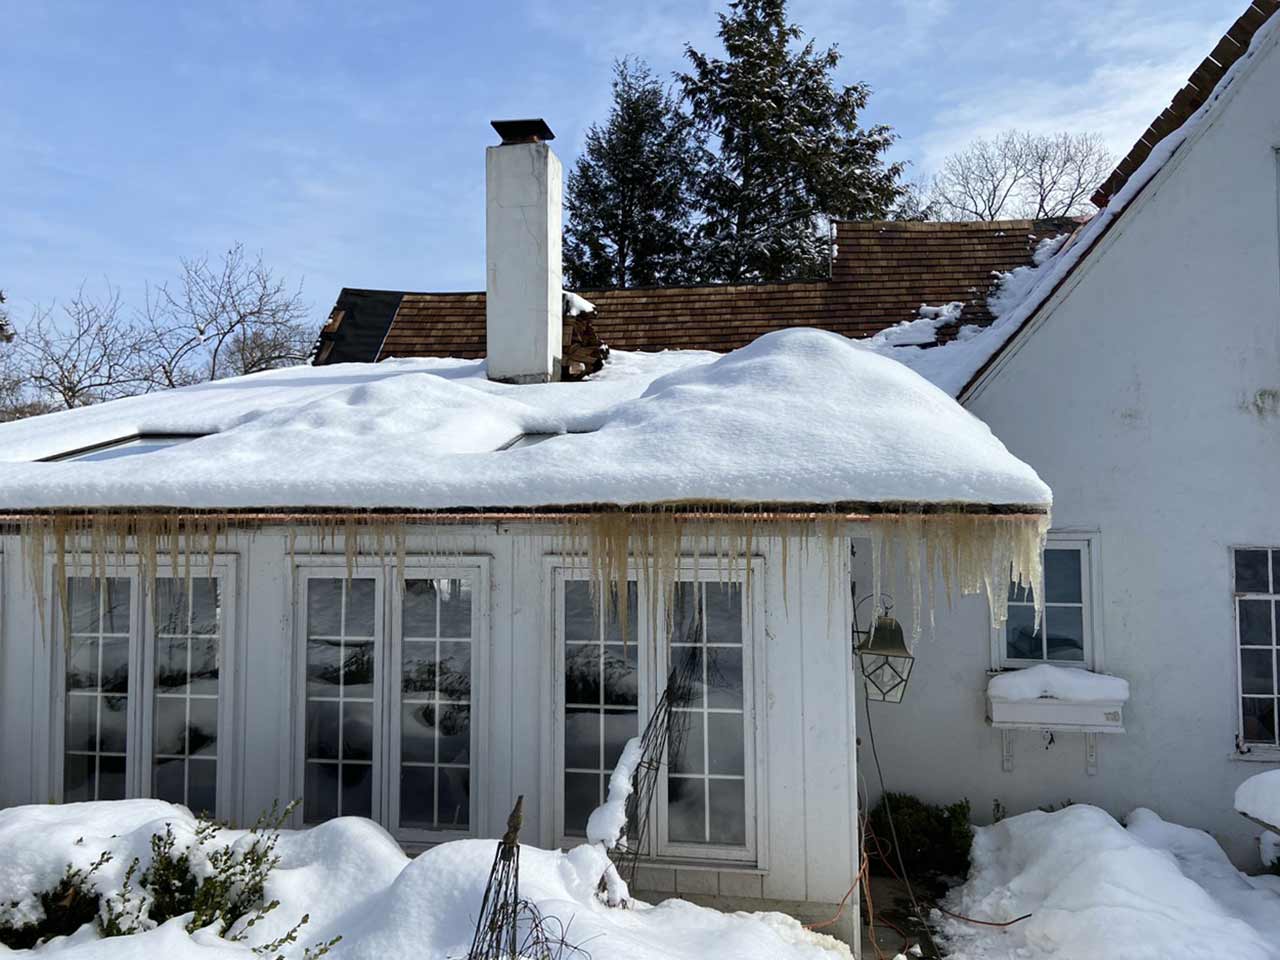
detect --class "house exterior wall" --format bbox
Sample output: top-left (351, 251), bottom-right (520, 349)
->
top-left (0, 525), bottom-right (860, 914)
top-left (862, 29), bottom-right (1280, 866)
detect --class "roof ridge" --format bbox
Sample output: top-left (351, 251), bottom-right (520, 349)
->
top-left (1092, 0), bottom-right (1279, 205)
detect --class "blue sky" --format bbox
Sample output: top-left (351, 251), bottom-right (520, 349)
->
top-left (1, 0), bottom-right (1239, 326)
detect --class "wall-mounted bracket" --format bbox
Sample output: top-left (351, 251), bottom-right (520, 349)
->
top-left (1001, 729), bottom-right (1015, 772)
top-left (1085, 733), bottom-right (1098, 776)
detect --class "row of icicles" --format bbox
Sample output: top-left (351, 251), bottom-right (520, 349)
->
top-left (14, 509), bottom-right (1048, 644)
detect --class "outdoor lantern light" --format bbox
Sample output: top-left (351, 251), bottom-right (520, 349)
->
top-left (857, 612), bottom-right (915, 703)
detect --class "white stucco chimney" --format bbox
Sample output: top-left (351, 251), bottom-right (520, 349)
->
top-left (485, 118), bottom-right (562, 383)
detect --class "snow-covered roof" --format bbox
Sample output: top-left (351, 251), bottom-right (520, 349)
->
top-left (0, 328), bottom-right (1050, 514)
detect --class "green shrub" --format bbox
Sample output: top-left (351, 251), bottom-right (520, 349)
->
top-left (867, 793), bottom-right (973, 879)
top-left (0, 853), bottom-right (111, 949)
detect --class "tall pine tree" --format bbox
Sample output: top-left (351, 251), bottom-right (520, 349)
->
top-left (680, 0), bottom-right (904, 282)
top-left (564, 59), bottom-right (702, 290)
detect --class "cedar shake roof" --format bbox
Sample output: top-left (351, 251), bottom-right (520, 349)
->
top-left (1092, 0), bottom-right (1279, 206)
top-left (318, 218), bottom-right (1078, 365)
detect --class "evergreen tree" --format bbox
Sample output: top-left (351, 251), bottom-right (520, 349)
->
top-left (564, 59), bottom-right (702, 290)
top-left (680, 0), bottom-right (904, 282)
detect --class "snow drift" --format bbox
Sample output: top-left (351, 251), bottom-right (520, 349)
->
top-left (0, 800), bottom-right (848, 960)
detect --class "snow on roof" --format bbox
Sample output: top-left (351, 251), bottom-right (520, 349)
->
top-left (0, 328), bottom-right (1050, 513)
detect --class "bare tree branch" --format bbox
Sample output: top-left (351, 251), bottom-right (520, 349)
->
top-left (930, 130), bottom-right (1114, 221)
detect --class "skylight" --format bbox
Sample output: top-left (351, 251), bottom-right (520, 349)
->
top-left (44, 434), bottom-right (206, 463)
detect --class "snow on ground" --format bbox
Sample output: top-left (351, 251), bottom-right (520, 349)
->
top-left (938, 805), bottom-right (1280, 960)
top-left (0, 328), bottom-right (1049, 511)
top-left (0, 800), bottom-right (848, 960)
top-left (1237, 770), bottom-right (1280, 832)
top-left (986, 663), bottom-right (1129, 703)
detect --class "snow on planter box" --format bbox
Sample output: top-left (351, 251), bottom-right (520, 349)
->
top-left (986, 663), bottom-right (1129, 733)
top-left (1236, 769), bottom-right (1280, 834)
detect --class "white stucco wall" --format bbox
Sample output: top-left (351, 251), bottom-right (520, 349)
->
top-left (0, 524), bottom-right (860, 910)
top-left (861, 29), bottom-right (1280, 866)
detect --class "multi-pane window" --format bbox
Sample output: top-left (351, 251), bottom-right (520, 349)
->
top-left (555, 567), bottom-right (756, 863)
top-left (1004, 542), bottom-right (1092, 666)
top-left (562, 581), bottom-right (639, 837)
top-left (398, 578), bottom-right (474, 833)
top-left (667, 582), bottom-right (747, 848)
top-left (1235, 548), bottom-right (1279, 746)
top-left (152, 577), bottom-right (221, 813)
top-left (60, 567), bottom-right (231, 814)
top-left (297, 563), bottom-right (483, 840)
top-left (64, 577), bottom-right (132, 802)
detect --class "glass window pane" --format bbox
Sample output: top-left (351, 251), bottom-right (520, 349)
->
top-left (439, 580), bottom-right (471, 638)
top-left (1242, 697), bottom-right (1277, 743)
top-left (399, 765), bottom-right (435, 829)
top-left (565, 644), bottom-right (601, 705)
top-left (437, 768), bottom-right (470, 830)
top-left (1242, 650), bottom-right (1276, 696)
top-left (64, 754), bottom-right (94, 803)
top-left (67, 637), bottom-right (98, 691)
top-left (706, 647), bottom-right (744, 709)
top-left (189, 697), bottom-right (218, 756)
top-left (153, 697), bottom-right (187, 756)
top-left (100, 636), bottom-right (130, 694)
top-left (1044, 549), bottom-right (1083, 604)
top-left (1236, 550), bottom-right (1271, 593)
top-left (403, 580), bottom-right (438, 638)
top-left (342, 701), bottom-right (373, 762)
top-left (668, 777), bottom-right (705, 843)
top-left (704, 583), bottom-right (743, 644)
top-left (341, 764), bottom-right (373, 818)
top-left (669, 711), bottom-right (704, 775)
top-left (564, 708), bottom-right (601, 770)
top-left (66, 696), bottom-right (98, 753)
top-left (670, 583), bottom-right (700, 644)
top-left (189, 636), bottom-right (219, 695)
top-left (189, 579), bottom-right (219, 636)
top-left (564, 772), bottom-right (598, 837)
top-left (402, 641), bottom-right (437, 699)
top-left (307, 639), bottom-right (342, 695)
top-left (603, 584), bottom-right (638, 645)
top-left (345, 580), bottom-right (376, 638)
top-left (103, 579), bottom-right (131, 634)
top-left (98, 756), bottom-right (127, 800)
top-left (1239, 599), bottom-right (1273, 646)
top-left (437, 704), bottom-right (471, 765)
top-left (187, 759), bottom-right (217, 815)
top-left (1005, 605), bottom-right (1042, 660)
top-left (602, 709), bottom-right (637, 770)
top-left (99, 696), bottom-right (128, 753)
top-left (707, 713), bottom-right (745, 776)
top-left (708, 780), bottom-right (746, 846)
top-left (306, 701), bottom-right (340, 761)
top-left (304, 763), bottom-right (339, 823)
top-left (437, 642), bottom-right (471, 701)
top-left (341, 641), bottom-right (376, 698)
top-left (563, 581), bottom-right (595, 644)
top-left (153, 757), bottom-right (184, 804)
top-left (154, 579), bottom-right (186, 635)
top-left (155, 637), bottom-right (188, 692)
top-left (1046, 607), bottom-right (1085, 661)
top-left (601, 644), bottom-right (638, 707)
top-left (402, 703), bottom-right (436, 764)
top-left (670, 645), bottom-right (704, 708)
top-left (68, 578), bottom-right (100, 634)
top-left (307, 579), bottom-right (343, 636)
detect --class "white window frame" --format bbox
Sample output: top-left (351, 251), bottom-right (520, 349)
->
top-left (44, 555), bottom-right (239, 818)
top-left (548, 556), bottom-right (765, 866)
top-left (291, 556), bottom-right (490, 844)
top-left (1232, 545), bottom-right (1280, 753)
top-left (992, 533), bottom-right (1102, 672)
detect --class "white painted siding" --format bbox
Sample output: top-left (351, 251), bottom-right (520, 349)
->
top-left (863, 27), bottom-right (1280, 866)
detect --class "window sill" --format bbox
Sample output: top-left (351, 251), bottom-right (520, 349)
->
top-left (1229, 747), bottom-right (1280, 764)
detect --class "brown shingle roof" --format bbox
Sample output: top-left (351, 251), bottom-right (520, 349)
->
top-left (1092, 0), bottom-right (1279, 207)
top-left (364, 218), bottom-right (1077, 363)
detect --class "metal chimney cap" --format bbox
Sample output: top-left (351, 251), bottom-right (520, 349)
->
top-left (491, 118), bottom-right (556, 144)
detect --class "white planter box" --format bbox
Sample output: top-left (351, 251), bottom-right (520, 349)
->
top-left (987, 695), bottom-right (1125, 733)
